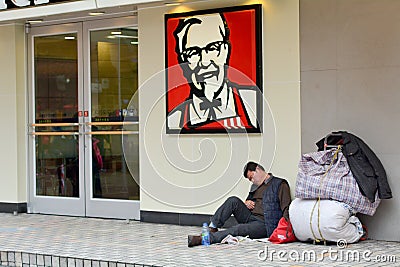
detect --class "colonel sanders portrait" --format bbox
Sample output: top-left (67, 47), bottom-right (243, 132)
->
top-left (167, 10), bottom-right (262, 133)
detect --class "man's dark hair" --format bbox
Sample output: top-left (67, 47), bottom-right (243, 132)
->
top-left (243, 161), bottom-right (265, 178)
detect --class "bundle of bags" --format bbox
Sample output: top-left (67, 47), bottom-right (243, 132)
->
top-left (289, 134), bottom-right (388, 243)
top-left (287, 132), bottom-right (392, 244)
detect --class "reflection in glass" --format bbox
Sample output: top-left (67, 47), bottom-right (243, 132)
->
top-left (35, 133), bottom-right (79, 197)
top-left (90, 28), bottom-right (139, 200)
top-left (34, 34), bottom-right (78, 123)
top-left (90, 28), bottom-right (138, 122)
top-left (34, 33), bottom-right (79, 197)
top-left (91, 131), bottom-right (139, 200)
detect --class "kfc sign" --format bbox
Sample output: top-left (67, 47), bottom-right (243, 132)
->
top-left (0, 0), bottom-right (69, 10)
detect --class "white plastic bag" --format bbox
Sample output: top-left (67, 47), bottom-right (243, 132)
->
top-left (289, 198), bottom-right (363, 243)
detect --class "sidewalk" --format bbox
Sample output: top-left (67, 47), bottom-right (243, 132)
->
top-left (0, 213), bottom-right (399, 267)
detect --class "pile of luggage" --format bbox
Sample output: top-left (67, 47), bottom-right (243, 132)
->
top-left (289, 131), bottom-right (392, 244)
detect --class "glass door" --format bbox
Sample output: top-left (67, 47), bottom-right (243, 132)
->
top-left (83, 17), bottom-right (139, 219)
top-left (28, 16), bottom-right (139, 219)
top-left (28, 23), bottom-right (85, 216)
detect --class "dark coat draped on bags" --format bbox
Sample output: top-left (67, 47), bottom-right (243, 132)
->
top-left (316, 131), bottom-right (392, 203)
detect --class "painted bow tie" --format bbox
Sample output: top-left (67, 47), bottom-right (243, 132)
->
top-left (199, 98), bottom-right (222, 120)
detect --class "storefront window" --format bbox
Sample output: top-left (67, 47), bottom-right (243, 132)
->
top-left (90, 28), bottom-right (139, 200)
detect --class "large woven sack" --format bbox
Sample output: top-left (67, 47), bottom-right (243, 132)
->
top-left (295, 148), bottom-right (380, 216)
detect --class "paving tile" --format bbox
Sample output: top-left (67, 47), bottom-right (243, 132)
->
top-left (37, 254), bottom-right (44, 266)
top-left (15, 252), bottom-right (22, 265)
top-left (0, 252), bottom-right (4, 262)
top-left (22, 253), bottom-right (30, 264)
top-left (83, 260), bottom-right (91, 267)
top-left (67, 258), bottom-right (76, 267)
top-left (0, 213), bottom-right (399, 267)
top-left (29, 254), bottom-right (36, 265)
top-left (52, 256), bottom-right (60, 267)
top-left (59, 257), bottom-right (67, 267)
top-left (8, 252), bottom-right (15, 263)
top-left (75, 259), bottom-right (83, 267)
top-left (44, 255), bottom-right (52, 267)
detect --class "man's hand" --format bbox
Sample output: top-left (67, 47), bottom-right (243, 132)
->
top-left (245, 200), bottom-right (255, 210)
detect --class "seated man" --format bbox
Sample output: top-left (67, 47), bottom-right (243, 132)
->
top-left (188, 161), bottom-right (291, 247)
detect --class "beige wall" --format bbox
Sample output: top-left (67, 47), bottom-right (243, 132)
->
top-left (0, 24), bottom-right (27, 203)
top-left (138, 0), bottom-right (300, 214)
top-left (300, 0), bottom-right (400, 241)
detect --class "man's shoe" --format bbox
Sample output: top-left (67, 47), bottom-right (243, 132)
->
top-left (188, 235), bottom-right (202, 247)
top-left (209, 227), bottom-right (218, 233)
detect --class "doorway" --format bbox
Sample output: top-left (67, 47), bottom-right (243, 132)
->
top-left (28, 16), bottom-right (140, 219)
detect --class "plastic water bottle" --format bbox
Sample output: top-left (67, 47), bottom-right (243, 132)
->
top-left (201, 222), bottom-right (210, 246)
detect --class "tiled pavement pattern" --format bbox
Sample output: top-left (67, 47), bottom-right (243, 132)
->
top-left (0, 213), bottom-right (399, 267)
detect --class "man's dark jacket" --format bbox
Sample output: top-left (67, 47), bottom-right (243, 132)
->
top-left (316, 131), bottom-right (392, 203)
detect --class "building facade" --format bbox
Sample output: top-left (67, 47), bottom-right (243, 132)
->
top-left (0, 0), bottom-right (398, 242)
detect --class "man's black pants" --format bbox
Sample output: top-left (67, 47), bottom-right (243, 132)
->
top-left (210, 196), bottom-right (267, 243)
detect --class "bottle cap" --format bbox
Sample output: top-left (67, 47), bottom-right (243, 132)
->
top-left (203, 222), bottom-right (208, 227)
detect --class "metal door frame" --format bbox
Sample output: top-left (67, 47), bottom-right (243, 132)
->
top-left (27, 22), bottom-right (85, 216)
top-left (83, 16), bottom-right (139, 219)
top-left (27, 16), bottom-right (140, 219)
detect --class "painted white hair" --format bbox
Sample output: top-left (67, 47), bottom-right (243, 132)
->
top-left (175, 13), bottom-right (227, 59)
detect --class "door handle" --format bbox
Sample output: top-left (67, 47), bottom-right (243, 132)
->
top-left (30, 123), bottom-right (80, 127)
top-left (29, 132), bottom-right (80, 136)
top-left (86, 121), bottom-right (138, 126)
